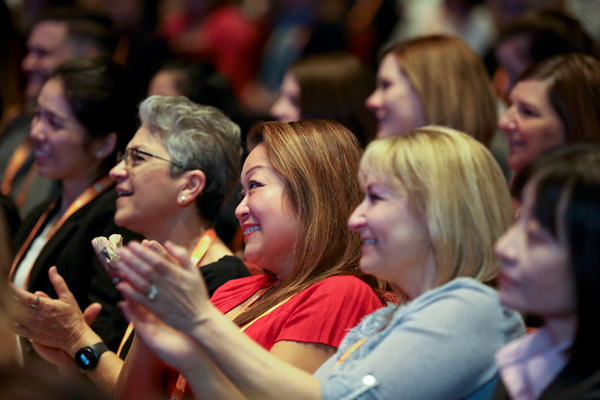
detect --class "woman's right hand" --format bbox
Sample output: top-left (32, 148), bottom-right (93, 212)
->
top-left (116, 241), bottom-right (213, 336)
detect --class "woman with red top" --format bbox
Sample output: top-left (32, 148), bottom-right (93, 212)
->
top-left (115, 120), bottom-right (383, 398)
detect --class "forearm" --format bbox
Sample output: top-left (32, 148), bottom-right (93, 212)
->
top-left (179, 346), bottom-right (247, 400)
top-left (65, 327), bottom-right (122, 399)
top-left (188, 307), bottom-right (322, 400)
top-left (114, 336), bottom-right (166, 400)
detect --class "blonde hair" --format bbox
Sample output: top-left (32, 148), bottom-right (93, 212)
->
top-left (235, 120), bottom-right (380, 326)
top-left (385, 35), bottom-right (497, 146)
top-left (360, 126), bottom-right (513, 286)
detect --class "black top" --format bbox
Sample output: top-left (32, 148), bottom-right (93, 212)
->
top-left (14, 189), bottom-right (143, 356)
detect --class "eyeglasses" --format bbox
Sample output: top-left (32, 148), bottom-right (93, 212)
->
top-left (117, 148), bottom-right (185, 169)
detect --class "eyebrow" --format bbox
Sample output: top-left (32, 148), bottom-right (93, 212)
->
top-left (241, 164), bottom-right (268, 180)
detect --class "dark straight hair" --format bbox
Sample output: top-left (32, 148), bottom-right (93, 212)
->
top-left (513, 144), bottom-right (600, 376)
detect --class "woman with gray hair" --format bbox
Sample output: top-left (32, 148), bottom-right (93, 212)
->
top-left (11, 95), bottom-right (249, 398)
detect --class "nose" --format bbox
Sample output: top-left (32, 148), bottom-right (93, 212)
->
top-left (235, 193), bottom-right (249, 223)
top-left (348, 200), bottom-right (367, 232)
top-left (30, 115), bottom-right (45, 140)
top-left (269, 97), bottom-right (286, 122)
top-left (494, 224), bottom-right (520, 267)
top-left (365, 88), bottom-right (381, 111)
top-left (22, 51), bottom-right (37, 72)
top-left (498, 106), bottom-right (516, 132)
top-left (109, 159), bottom-right (128, 182)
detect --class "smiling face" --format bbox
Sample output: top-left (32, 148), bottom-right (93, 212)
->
top-left (365, 54), bottom-right (426, 139)
top-left (348, 172), bottom-right (436, 298)
top-left (270, 72), bottom-right (301, 123)
top-left (110, 125), bottom-right (184, 237)
top-left (498, 79), bottom-right (566, 172)
top-left (495, 180), bottom-right (575, 317)
top-left (235, 144), bottom-right (300, 279)
top-left (30, 78), bottom-right (101, 185)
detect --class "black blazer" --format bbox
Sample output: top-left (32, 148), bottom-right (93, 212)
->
top-left (13, 188), bottom-right (143, 354)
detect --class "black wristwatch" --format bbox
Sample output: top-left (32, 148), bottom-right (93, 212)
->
top-left (74, 342), bottom-right (109, 372)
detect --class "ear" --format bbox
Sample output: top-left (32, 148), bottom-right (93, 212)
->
top-left (177, 169), bottom-right (206, 207)
top-left (90, 132), bottom-right (117, 160)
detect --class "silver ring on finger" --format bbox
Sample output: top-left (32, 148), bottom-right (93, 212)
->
top-left (147, 284), bottom-right (159, 301)
top-left (31, 296), bottom-right (41, 310)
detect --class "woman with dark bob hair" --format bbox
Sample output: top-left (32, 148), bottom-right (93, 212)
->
top-left (494, 145), bottom-right (600, 399)
top-left (10, 57), bottom-right (142, 360)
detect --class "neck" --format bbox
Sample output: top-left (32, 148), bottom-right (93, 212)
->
top-left (544, 313), bottom-right (578, 346)
top-left (399, 251), bottom-right (438, 300)
top-left (60, 175), bottom-right (99, 214)
top-left (144, 208), bottom-right (208, 252)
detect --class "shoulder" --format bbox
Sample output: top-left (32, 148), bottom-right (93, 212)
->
top-left (414, 278), bottom-right (499, 310)
top-left (298, 275), bottom-right (377, 300)
top-left (200, 256), bottom-right (250, 296)
top-left (211, 274), bottom-right (273, 302)
top-left (402, 278), bottom-right (524, 340)
top-left (15, 199), bottom-right (55, 245)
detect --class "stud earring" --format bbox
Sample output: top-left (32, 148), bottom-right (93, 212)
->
top-left (180, 196), bottom-right (186, 202)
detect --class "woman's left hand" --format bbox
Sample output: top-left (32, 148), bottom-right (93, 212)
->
top-left (11, 266), bottom-right (101, 355)
top-left (116, 240), bottom-right (212, 336)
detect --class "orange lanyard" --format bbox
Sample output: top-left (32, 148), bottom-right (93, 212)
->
top-left (8, 176), bottom-right (114, 285)
top-left (164, 229), bottom-right (221, 400)
top-left (332, 336), bottom-right (368, 370)
top-left (118, 229), bottom-right (218, 358)
top-left (1, 138), bottom-right (32, 196)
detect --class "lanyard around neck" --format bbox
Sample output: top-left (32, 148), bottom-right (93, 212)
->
top-left (8, 175), bottom-right (114, 283)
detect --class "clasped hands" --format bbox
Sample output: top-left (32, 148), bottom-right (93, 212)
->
top-left (116, 240), bottom-right (213, 334)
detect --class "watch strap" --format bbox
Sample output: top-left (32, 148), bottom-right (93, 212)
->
top-left (74, 342), bottom-right (109, 372)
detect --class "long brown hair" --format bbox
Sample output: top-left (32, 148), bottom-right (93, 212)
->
top-left (385, 35), bottom-right (497, 146)
top-left (234, 120), bottom-right (379, 327)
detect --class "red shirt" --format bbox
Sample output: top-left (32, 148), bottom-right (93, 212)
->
top-left (211, 274), bottom-right (382, 350)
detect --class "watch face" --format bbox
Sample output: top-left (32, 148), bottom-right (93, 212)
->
top-left (75, 347), bottom-right (97, 370)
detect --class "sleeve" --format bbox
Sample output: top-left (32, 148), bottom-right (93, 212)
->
top-left (319, 287), bottom-right (507, 400)
top-left (274, 276), bottom-right (382, 348)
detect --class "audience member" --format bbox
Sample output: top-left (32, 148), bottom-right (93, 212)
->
top-left (10, 57), bottom-right (141, 365)
top-left (366, 35), bottom-right (498, 147)
top-left (270, 52), bottom-right (376, 147)
top-left (498, 53), bottom-right (600, 174)
top-left (494, 8), bottom-right (599, 96)
top-left (115, 125), bottom-right (524, 399)
top-left (494, 145), bottom-right (600, 399)
top-left (0, 7), bottom-right (118, 216)
top-left (115, 120), bottom-right (383, 399)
